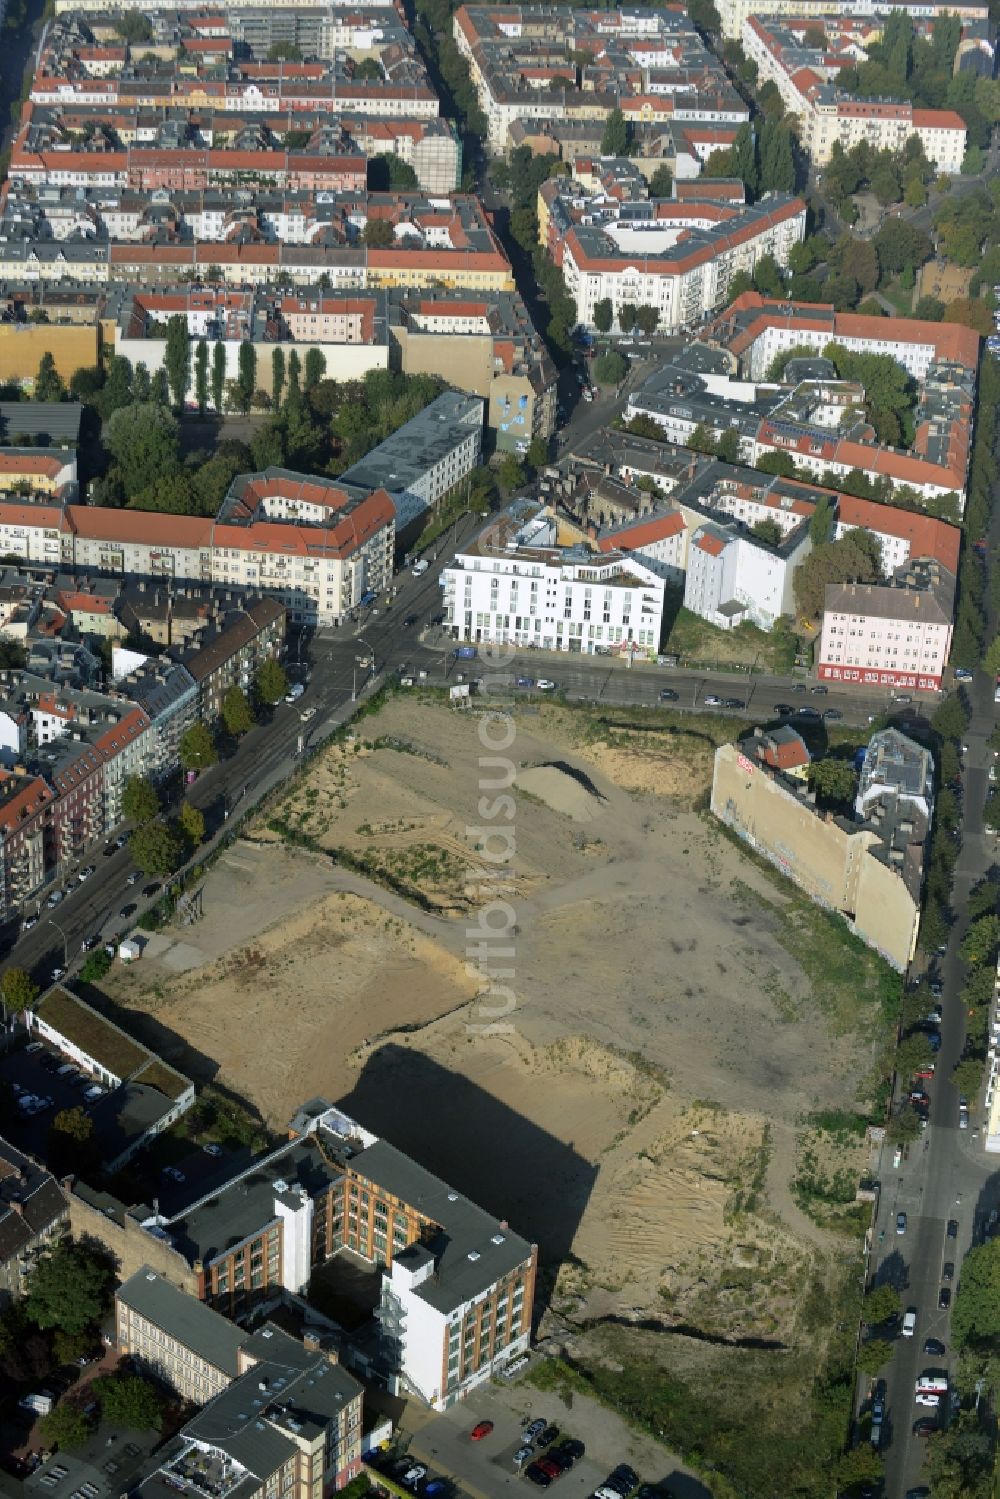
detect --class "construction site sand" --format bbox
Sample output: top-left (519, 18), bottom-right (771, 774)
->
top-left (107, 695), bottom-right (869, 1343)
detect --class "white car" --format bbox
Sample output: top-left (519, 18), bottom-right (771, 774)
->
top-left (536, 679), bottom-right (556, 691)
top-left (403, 1468), bottom-right (426, 1489)
top-left (300, 707), bottom-right (316, 722)
top-left (915, 1393), bottom-right (940, 1408)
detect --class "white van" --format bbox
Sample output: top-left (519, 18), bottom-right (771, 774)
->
top-left (915, 1376), bottom-right (948, 1393)
top-left (902, 1309), bottom-right (917, 1338)
top-left (412, 559), bottom-right (429, 577)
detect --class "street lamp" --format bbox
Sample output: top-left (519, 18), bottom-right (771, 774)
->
top-left (45, 917), bottom-right (69, 971)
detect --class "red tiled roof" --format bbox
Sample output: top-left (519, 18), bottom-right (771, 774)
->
top-left (837, 493), bottom-right (960, 572)
top-left (596, 512), bottom-right (685, 551)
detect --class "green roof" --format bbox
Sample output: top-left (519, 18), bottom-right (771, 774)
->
top-left (35, 988), bottom-right (149, 1080)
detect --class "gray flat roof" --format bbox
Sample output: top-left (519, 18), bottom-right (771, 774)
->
top-left (118, 1266), bottom-right (245, 1377)
top-left (0, 402), bottom-right (82, 444)
top-left (340, 391), bottom-right (482, 496)
top-left (348, 1136), bottom-right (533, 1313)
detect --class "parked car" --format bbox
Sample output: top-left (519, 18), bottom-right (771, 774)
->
top-left (102, 842), bottom-right (116, 857)
top-left (142, 883), bottom-right (160, 898)
top-left (514, 1447), bottom-right (534, 1468)
top-left (823, 708), bottom-right (843, 721)
top-left (523, 1420), bottom-right (546, 1442)
top-left (203, 1143), bottom-right (223, 1158)
top-left (942, 1262), bottom-right (954, 1281)
top-left (915, 1393), bottom-right (941, 1408)
top-left (610, 1468), bottom-right (638, 1492)
top-left (470, 1422), bottom-right (494, 1441)
top-left (536, 679), bottom-right (557, 691)
top-left (704, 694), bottom-right (723, 706)
top-left (403, 1468), bottom-right (426, 1490)
top-left (912, 1419), bottom-right (938, 1437)
top-left (947, 1220), bottom-right (958, 1239)
top-left (723, 697), bottom-right (745, 710)
top-left (126, 871), bottom-right (140, 886)
top-left (774, 703), bottom-right (793, 716)
top-left (658, 688), bottom-right (679, 702)
top-left (897, 1212), bottom-right (907, 1235)
top-left (795, 706), bottom-right (821, 719)
top-left (525, 1466), bottom-right (553, 1489)
top-left (300, 707), bottom-right (317, 722)
top-left (46, 889), bottom-right (63, 907)
top-left (924, 1338), bottom-right (946, 1355)
top-left (810, 685), bottom-right (829, 694)
top-left (22, 914), bottom-right (37, 931)
top-left (78, 865), bottom-right (95, 882)
top-left (938, 1288), bottom-right (951, 1309)
top-left (120, 903), bottom-right (137, 919)
top-left (161, 1166), bottom-right (185, 1183)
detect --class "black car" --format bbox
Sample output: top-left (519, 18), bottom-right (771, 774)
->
top-left (142, 883), bottom-right (160, 898)
top-left (120, 902), bottom-right (137, 919)
top-left (610, 1468), bottom-right (639, 1492)
top-left (942, 1261), bottom-right (954, 1281)
top-left (810, 684), bottom-right (829, 694)
top-left (102, 842), bottom-right (116, 857)
top-left (923, 1338), bottom-right (946, 1356)
top-left (938, 1287), bottom-right (951, 1309)
top-left (524, 1466), bottom-right (553, 1489)
top-left (913, 1419), bottom-right (938, 1437)
top-left (774, 703), bottom-right (793, 716)
top-left (403, 615), bottom-right (418, 628)
top-left (823, 708), bottom-right (843, 721)
top-left (604, 1481), bottom-right (632, 1497)
top-left (723, 697), bottom-right (746, 710)
top-left (947, 1219), bottom-right (958, 1238)
top-left (539, 1426), bottom-right (559, 1448)
top-left (551, 1441), bottom-right (584, 1469)
top-left (658, 688), bottom-right (679, 702)
top-left (796, 706), bottom-right (821, 719)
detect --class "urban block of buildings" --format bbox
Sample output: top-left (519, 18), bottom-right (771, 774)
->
top-left (625, 298), bottom-right (978, 510)
top-left (441, 503), bottom-right (667, 657)
top-left (0, 1135), bottom-right (67, 1307)
top-left (817, 556), bottom-right (956, 693)
top-left (118, 1269), bottom-right (365, 1493)
top-left (715, 0), bottom-right (988, 44)
top-left (712, 726), bottom-right (933, 969)
top-left (537, 157), bottom-right (806, 335)
top-left (454, 4), bottom-right (748, 155)
top-left (70, 1100), bottom-right (536, 1411)
top-left (742, 15), bottom-right (968, 170)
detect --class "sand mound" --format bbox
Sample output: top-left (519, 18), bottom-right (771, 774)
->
top-left (517, 763), bottom-right (601, 822)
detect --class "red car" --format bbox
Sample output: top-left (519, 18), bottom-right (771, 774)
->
top-left (470, 1422), bottom-right (494, 1442)
top-left (914, 1064), bottom-right (935, 1079)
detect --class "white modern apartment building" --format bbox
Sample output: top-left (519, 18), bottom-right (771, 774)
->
top-left (683, 520), bottom-right (804, 631)
top-left (442, 508), bottom-right (666, 658)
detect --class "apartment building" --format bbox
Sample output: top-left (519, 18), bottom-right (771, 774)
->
top-left (683, 515), bottom-right (807, 632)
top-left (539, 166), bottom-right (806, 334)
top-left (716, 0), bottom-right (987, 42)
top-left (0, 1137), bottom-right (67, 1307)
top-left (339, 392), bottom-right (484, 531)
top-left (117, 1268), bottom-right (246, 1404)
top-left (0, 772), bottom-right (53, 920)
top-left (442, 506), bottom-right (666, 658)
top-left (177, 597), bottom-right (285, 727)
top-left (117, 1277), bottom-right (364, 1493)
top-left (626, 324), bottom-right (976, 509)
top-left (742, 16), bottom-right (967, 170)
top-left (454, 5), bottom-right (747, 154)
top-left (818, 557), bottom-right (956, 692)
top-left (713, 727), bottom-right (933, 969)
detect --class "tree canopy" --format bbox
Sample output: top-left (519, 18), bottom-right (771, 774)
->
top-left (793, 529), bottom-right (883, 619)
top-left (93, 1374), bottom-right (163, 1431)
top-left (122, 775), bottom-right (160, 826)
top-left (25, 1241), bottom-right (113, 1337)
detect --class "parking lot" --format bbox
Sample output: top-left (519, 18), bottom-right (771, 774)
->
top-left (0, 1038), bottom-right (109, 1157)
top-left (397, 1380), bottom-right (709, 1499)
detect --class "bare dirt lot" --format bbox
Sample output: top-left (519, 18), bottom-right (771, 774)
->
top-left (106, 694), bottom-right (884, 1369)
top-left (917, 257), bottom-right (975, 303)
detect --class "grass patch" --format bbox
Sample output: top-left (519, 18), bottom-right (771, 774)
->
top-left (526, 1262), bottom-right (863, 1499)
top-left (727, 866), bottom-right (901, 1034)
top-left (665, 607), bottom-right (799, 674)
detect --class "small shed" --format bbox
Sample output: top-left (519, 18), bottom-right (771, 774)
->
top-left (119, 938), bottom-right (141, 964)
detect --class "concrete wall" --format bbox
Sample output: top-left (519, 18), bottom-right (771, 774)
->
top-left (711, 741), bottom-right (918, 970)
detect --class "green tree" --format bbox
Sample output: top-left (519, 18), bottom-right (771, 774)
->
top-left (271, 347), bottom-right (286, 411)
top-left (635, 305), bottom-right (660, 336)
top-left (648, 164), bottom-right (673, 198)
top-left (255, 657), bottom-right (288, 706)
top-left (951, 1236), bottom-right (1000, 1346)
top-left (961, 916), bottom-right (1000, 967)
top-left (79, 949), bottom-right (112, 984)
top-left (687, 423), bottom-right (718, 455)
top-left (835, 1445), bottom-right (883, 1488)
top-left (151, 368), bottom-right (170, 406)
top-left (856, 1338), bottom-right (893, 1375)
top-left (267, 40), bottom-right (302, 60)
top-left (34, 352), bottom-right (65, 403)
top-left (105, 404), bottom-right (180, 496)
top-left (195, 338), bottom-right (209, 417)
top-left (363, 218), bottom-right (394, 248)
top-left (809, 495), bottom-right (835, 545)
top-left (807, 758), bottom-right (857, 806)
top-left (211, 342), bottom-right (226, 414)
top-left (222, 685), bottom-right (255, 737)
top-left (122, 775), bottom-right (159, 826)
top-left (48, 1105), bottom-right (97, 1173)
top-left (931, 692), bottom-right (969, 741)
top-left (895, 1031), bottom-right (934, 1077)
top-left (752, 254), bottom-right (784, 298)
top-left (731, 121), bottom-right (758, 195)
top-left (113, 11), bottom-right (152, 41)
top-left (526, 436), bottom-right (549, 470)
top-left (164, 315), bottom-right (191, 410)
top-left (287, 349), bottom-right (302, 400)
top-left (618, 301), bottom-right (637, 334)
top-left (593, 298), bottom-right (613, 334)
top-left (235, 342), bottom-right (256, 414)
top-left (914, 294), bottom-right (944, 321)
top-left (862, 1282), bottom-right (900, 1324)
top-left (129, 819), bottom-right (184, 877)
top-left (888, 1106), bottom-right (922, 1143)
top-left (600, 106), bottom-right (628, 156)
top-left (716, 429), bottom-right (740, 464)
top-left (368, 153), bottom-right (419, 191)
top-left (178, 802), bottom-right (205, 848)
top-left (92, 1374), bottom-right (163, 1432)
top-left (592, 351), bottom-right (627, 386)
top-left (39, 1401), bottom-right (92, 1451)
top-left (1, 968), bottom-right (38, 1014)
top-left (25, 1240), bottom-right (113, 1337)
top-left (178, 721), bottom-right (217, 773)
top-left (952, 1056), bottom-right (984, 1097)
top-left (304, 348), bottom-right (325, 392)
top-left (757, 118), bottom-right (795, 192)
top-left (497, 453), bottom-right (526, 492)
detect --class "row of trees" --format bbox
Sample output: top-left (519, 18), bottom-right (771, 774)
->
top-left (701, 119), bottom-right (796, 199)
